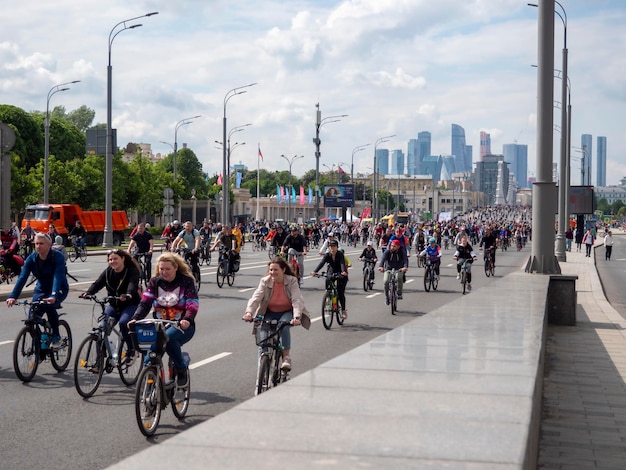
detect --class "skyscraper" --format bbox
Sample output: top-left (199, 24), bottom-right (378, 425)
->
top-left (581, 134), bottom-right (593, 186)
top-left (451, 124), bottom-right (469, 173)
top-left (597, 136), bottom-right (607, 187)
top-left (407, 139), bottom-right (418, 175)
top-left (391, 150), bottom-right (405, 175)
top-left (376, 148), bottom-right (389, 175)
top-left (479, 131), bottom-right (491, 160)
top-left (417, 131), bottom-right (431, 174)
top-left (503, 143), bottom-right (528, 188)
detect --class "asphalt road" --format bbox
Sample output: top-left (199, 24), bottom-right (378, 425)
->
top-left (0, 242), bottom-right (530, 470)
top-left (595, 233), bottom-right (626, 319)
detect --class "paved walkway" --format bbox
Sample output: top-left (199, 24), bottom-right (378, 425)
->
top-left (538, 235), bottom-right (626, 469)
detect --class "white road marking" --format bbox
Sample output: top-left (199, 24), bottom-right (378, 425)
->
top-left (0, 340), bottom-right (13, 346)
top-left (189, 352), bottom-right (232, 369)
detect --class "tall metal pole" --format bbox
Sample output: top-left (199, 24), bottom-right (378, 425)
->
top-left (281, 154), bottom-right (304, 222)
top-left (44, 80), bottom-right (79, 204)
top-left (222, 84), bottom-right (256, 226)
top-left (174, 115), bottom-right (201, 181)
top-left (350, 144), bottom-right (369, 222)
top-left (527, 0), bottom-right (558, 273)
top-left (104, 11), bottom-right (158, 247)
top-left (372, 135), bottom-right (395, 223)
top-left (555, 4), bottom-right (568, 262)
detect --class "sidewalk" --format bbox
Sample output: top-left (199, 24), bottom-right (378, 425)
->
top-left (538, 236), bottom-right (626, 468)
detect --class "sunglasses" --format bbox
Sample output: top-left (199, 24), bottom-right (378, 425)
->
top-left (107, 249), bottom-right (122, 255)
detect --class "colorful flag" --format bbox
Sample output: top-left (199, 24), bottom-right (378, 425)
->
top-left (299, 186), bottom-right (305, 205)
top-left (217, 173), bottom-right (223, 186)
top-left (276, 185), bottom-right (282, 203)
top-left (307, 187), bottom-right (313, 205)
top-left (281, 186), bottom-right (285, 203)
top-left (258, 144), bottom-right (263, 162)
top-left (291, 186), bottom-right (296, 204)
top-left (236, 172), bottom-right (242, 188)
top-left (337, 166), bottom-right (346, 175)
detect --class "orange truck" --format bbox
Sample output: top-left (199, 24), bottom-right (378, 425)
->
top-left (21, 204), bottom-right (129, 246)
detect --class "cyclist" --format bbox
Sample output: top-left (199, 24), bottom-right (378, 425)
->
top-left (479, 226), bottom-right (498, 267)
top-left (162, 220), bottom-right (181, 250)
top-left (80, 249), bottom-right (141, 359)
top-left (419, 237), bottom-right (442, 279)
top-left (1, 226), bottom-right (23, 276)
top-left (69, 220), bottom-right (87, 250)
top-left (453, 235), bottom-right (478, 291)
top-left (172, 221), bottom-right (201, 272)
top-left (378, 225), bottom-right (392, 254)
top-left (21, 220), bottom-right (35, 256)
top-left (127, 222), bottom-right (154, 276)
top-left (232, 223), bottom-right (244, 252)
top-left (281, 225), bottom-right (307, 283)
top-left (6, 233), bottom-right (68, 348)
top-left (318, 231), bottom-right (340, 256)
top-left (52, 235), bottom-right (68, 261)
top-left (210, 224), bottom-right (239, 273)
top-left (358, 240), bottom-right (378, 283)
top-left (129, 252), bottom-right (198, 387)
top-left (378, 239), bottom-right (408, 304)
top-left (312, 239), bottom-right (349, 319)
top-left (242, 256), bottom-right (311, 371)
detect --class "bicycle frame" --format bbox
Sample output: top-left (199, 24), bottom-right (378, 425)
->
top-left (254, 318), bottom-right (290, 395)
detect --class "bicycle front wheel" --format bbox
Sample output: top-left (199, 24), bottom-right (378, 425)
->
top-left (68, 248), bottom-right (77, 262)
top-left (171, 374), bottom-right (190, 419)
top-left (390, 282), bottom-right (397, 315)
top-left (423, 268), bottom-right (431, 292)
top-left (321, 292), bottom-right (334, 330)
top-left (256, 354), bottom-right (271, 395)
top-left (216, 262), bottom-right (225, 288)
top-left (118, 341), bottom-right (142, 386)
top-left (135, 366), bottom-right (162, 437)
top-left (227, 270), bottom-right (235, 286)
top-left (74, 335), bottom-right (104, 398)
top-left (50, 319), bottom-right (72, 371)
top-left (363, 267), bottom-right (370, 292)
top-left (13, 326), bottom-right (39, 382)
top-left (79, 247), bottom-right (87, 262)
top-left (193, 265), bottom-right (201, 292)
top-left (484, 259), bottom-right (491, 277)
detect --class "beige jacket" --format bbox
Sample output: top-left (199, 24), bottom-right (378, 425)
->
top-left (245, 274), bottom-right (311, 330)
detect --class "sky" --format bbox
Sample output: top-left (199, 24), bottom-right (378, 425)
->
top-left (2, 0), bottom-right (625, 186)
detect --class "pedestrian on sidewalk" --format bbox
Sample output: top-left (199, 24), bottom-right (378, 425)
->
top-left (582, 228), bottom-right (595, 257)
top-left (565, 227), bottom-right (573, 252)
top-left (604, 230), bottom-right (614, 260)
top-left (574, 227), bottom-right (583, 252)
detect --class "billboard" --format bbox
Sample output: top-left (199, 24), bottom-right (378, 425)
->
top-left (323, 184), bottom-right (354, 208)
top-left (568, 186), bottom-right (594, 215)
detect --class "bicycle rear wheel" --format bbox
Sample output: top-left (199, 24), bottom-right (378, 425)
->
top-left (171, 375), bottom-right (190, 419)
top-left (135, 366), bottom-right (162, 437)
top-left (50, 319), bottom-right (72, 371)
top-left (68, 248), bottom-right (77, 262)
top-left (227, 271), bottom-right (235, 286)
top-left (462, 271), bottom-right (467, 294)
top-left (74, 335), bottom-right (105, 398)
top-left (193, 265), bottom-right (201, 292)
top-left (321, 292), bottom-right (334, 330)
top-left (13, 326), bottom-right (39, 382)
top-left (256, 354), bottom-right (271, 395)
top-left (118, 341), bottom-right (142, 386)
top-left (79, 247), bottom-right (87, 262)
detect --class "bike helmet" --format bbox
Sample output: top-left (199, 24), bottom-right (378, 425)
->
top-left (429, 237), bottom-right (436, 243)
top-left (173, 220), bottom-right (179, 225)
top-left (288, 248), bottom-right (298, 256)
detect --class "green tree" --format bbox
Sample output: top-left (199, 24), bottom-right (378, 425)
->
top-left (127, 154), bottom-right (169, 217)
top-left (0, 104), bottom-right (42, 169)
top-left (67, 105), bottom-right (96, 132)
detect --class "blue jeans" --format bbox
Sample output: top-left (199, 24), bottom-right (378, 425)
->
top-left (261, 310), bottom-right (293, 350)
top-left (166, 324), bottom-right (195, 370)
top-left (105, 304), bottom-right (135, 351)
top-left (31, 294), bottom-right (60, 337)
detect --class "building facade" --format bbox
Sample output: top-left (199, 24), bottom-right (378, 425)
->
top-left (596, 136), bottom-right (607, 187)
top-left (581, 134), bottom-right (593, 186)
top-left (503, 143), bottom-right (528, 188)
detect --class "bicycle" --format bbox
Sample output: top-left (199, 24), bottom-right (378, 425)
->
top-left (132, 318), bottom-right (191, 437)
top-left (176, 247), bottom-right (201, 292)
top-left (253, 318), bottom-right (291, 395)
top-left (457, 258), bottom-right (473, 295)
top-left (73, 295), bottom-right (142, 397)
top-left (216, 246), bottom-right (235, 288)
top-left (416, 247), bottom-right (425, 268)
top-left (134, 252), bottom-right (151, 289)
top-left (385, 268), bottom-right (400, 315)
top-left (198, 238), bottom-right (212, 266)
top-left (361, 259), bottom-right (376, 292)
top-left (423, 258), bottom-right (439, 292)
top-left (268, 244), bottom-right (280, 260)
top-left (68, 235), bottom-right (87, 262)
top-left (313, 271), bottom-right (345, 330)
top-left (12, 300), bottom-right (72, 382)
top-left (484, 248), bottom-right (495, 277)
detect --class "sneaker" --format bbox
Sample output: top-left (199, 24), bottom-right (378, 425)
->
top-left (436, 275), bottom-right (440, 281)
top-left (467, 284), bottom-right (472, 291)
top-left (456, 274), bottom-right (461, 280)
top-left (280, 356), bottom-right (292, 371)
top-left (50, 335), bottom-right (62, 348)
top-left (123, 349), bottom-right (137, 366)
top-left (385, 296), bottom-right (390, 305)
top-left (176, 368), bottom-right (189, 387)
top-left (341, 310), bottom-right (348, 320)
top-left (397, 293), bottom-right (403, 300)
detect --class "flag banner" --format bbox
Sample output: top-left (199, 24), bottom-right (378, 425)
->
top-left (291, 186), bottom-right (296, 204)
top-left (276, 185), bottom-right (282, 203)
top-left (236, 172), bottom-right (242, 188)
top-left (217, 173), bottom-right (223, 185)
top-left (337, 166), bottom-right (346, 175)
top-left (281, 186), bottom-right (286, 203)
top-left (299, 186), bottom-right (305, 205)
top-left (258, 144), bottom-right (263, 162)
top-left (308, 187), bottom-right (313, 205)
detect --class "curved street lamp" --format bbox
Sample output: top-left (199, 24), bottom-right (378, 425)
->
top-left (281, 154), bottom-right (305, 222)
top-left (373, 134), bottom-right (396, 223)
top-left (222, 83), bottom-right (257, 225)
top-left (44, 80), bottom-right (80, 204)
top-left (350, 144), bottom-right (370, 221)
top-left (104, 11), bottom-right (158, 247)
top-left (173, 115), bottom-right (201, 180)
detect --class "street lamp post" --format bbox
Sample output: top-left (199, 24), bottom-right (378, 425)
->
top-left (313, 104), bottom-right (347, 220)
top-left (44, 80), bottom-right (80, 204)
top-left (350, 144), bottom-right (369, 222)
top-left (281, 154), bottom-right (304, 222)
top-left (222, 83), bottom-right (257, 226)
top-left (373, 135), bottom-right (395, 223)
top-left (104, 11), bottom-right (158, 247)
top-left (174, 115), bottom-right (201, 181)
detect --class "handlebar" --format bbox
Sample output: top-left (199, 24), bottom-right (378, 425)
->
top-left (312, 271), bottom-right (346, 279)
top-left (80, 294), bottom-right (127, 304)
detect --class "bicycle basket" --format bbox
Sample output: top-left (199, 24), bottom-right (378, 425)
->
top-left (254, 321), bottom-right (279, 349)
top-left (135, 323), bottom-right (159, 352)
